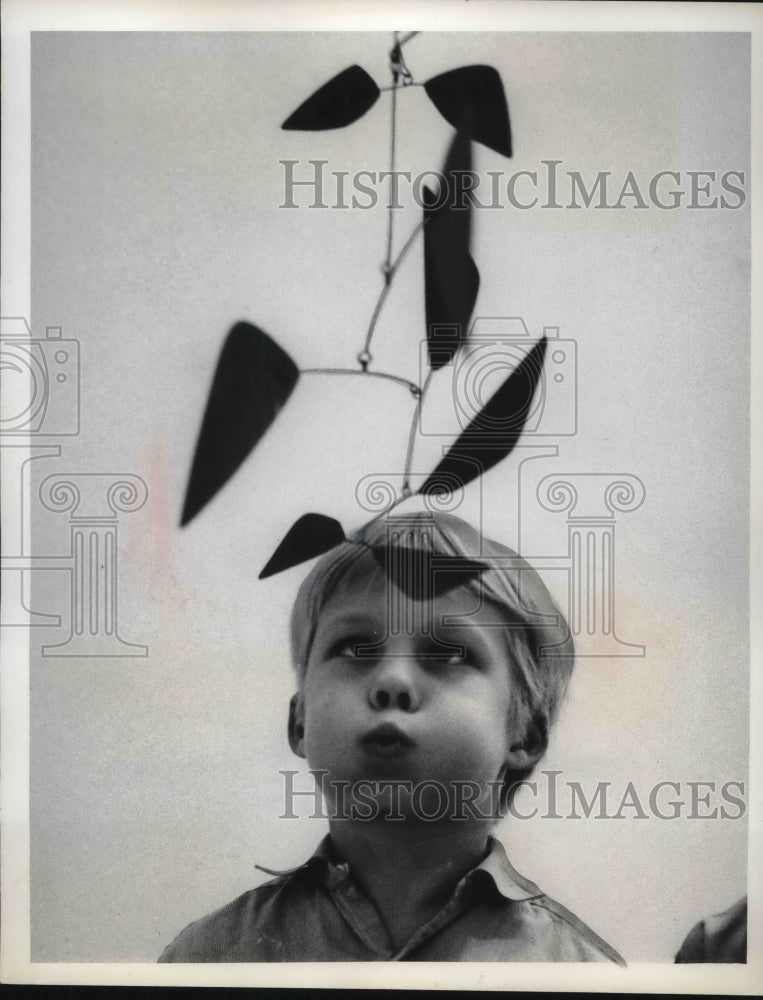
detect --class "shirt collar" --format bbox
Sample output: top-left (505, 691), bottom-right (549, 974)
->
top-left (254, 834), bottom-right (337, 879)
top-left (256, 834), bottom-right (543, 902)
top-left (473, 836), bottom-right (544, 901)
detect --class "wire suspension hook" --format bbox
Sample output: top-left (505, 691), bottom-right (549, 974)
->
top-left (390, 37), bottom-right (414, 86)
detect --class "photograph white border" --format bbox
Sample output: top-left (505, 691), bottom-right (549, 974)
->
top-left (1, 0), bottom-right (761, 992)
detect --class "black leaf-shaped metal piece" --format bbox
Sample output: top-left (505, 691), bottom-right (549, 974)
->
top-left (282, 65), bottom-right (380, 130)
top-left (181, 322), bottom-right (299, 527)
top-left (371, 547), bottom-right (489, 600)
top-left (419, 336), bottom-right (547, 495)
top-left (424, 65), bottom-right (511, 158)
top-left (424, 130), bottom-right (480, 371)
top-left (259, 513), bottom-right (347, 579)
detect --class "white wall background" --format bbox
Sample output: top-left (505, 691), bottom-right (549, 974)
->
top-left (28, 31), bottom-right (749, 962)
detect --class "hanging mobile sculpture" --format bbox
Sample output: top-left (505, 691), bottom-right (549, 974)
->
top-left (181, 33), bottom-right (547, 577)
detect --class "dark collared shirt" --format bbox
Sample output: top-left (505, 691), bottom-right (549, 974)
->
top-left (159, 836), bottom-right (625, 964)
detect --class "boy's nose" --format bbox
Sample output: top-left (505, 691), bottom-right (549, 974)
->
top-left (368, 659), bottom-right (420, 713)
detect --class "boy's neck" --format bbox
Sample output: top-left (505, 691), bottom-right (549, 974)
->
top-left (327, 819), bottom-right (494, 952)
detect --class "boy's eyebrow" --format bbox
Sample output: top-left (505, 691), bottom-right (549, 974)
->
top-left (430, 622), bottom-right (498, 652)
top-left (432, 609), bottom-right (512, 644)
top-left (316, 613), bottom-right (380, 634)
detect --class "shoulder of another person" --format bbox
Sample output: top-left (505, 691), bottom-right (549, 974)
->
top-left (674, 896), bottom-right (747, 963)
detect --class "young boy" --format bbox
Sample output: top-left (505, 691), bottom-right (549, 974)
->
top-left (159, 510), bottom-right (624, 963)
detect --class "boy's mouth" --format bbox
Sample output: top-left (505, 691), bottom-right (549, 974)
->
top-left (361, 722), bottom-right (415, 756)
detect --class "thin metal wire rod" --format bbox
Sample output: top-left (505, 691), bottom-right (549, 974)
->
top-left (384, 46), bottom-right (399, 276)
top-left (378, 82), bottom-right (424, 92)
top-left (300, 367), bottom-right (419, 394)
top-left (402, 367), bottom-right (433, 492)
top-left (363, 217), bottom-right (428, 356)
top-left (397, 31), bottom-right (420, 49)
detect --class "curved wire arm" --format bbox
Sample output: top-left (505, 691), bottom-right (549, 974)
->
top-left (358, 32), bottom-right (428, 363)
top-left (300, 367), bottom-right (420, 395)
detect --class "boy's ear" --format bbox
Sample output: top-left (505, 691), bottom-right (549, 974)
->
top-left (504, 712), bottom-right (549, 771)
top-left (288, 693), bottom-right (306, 758)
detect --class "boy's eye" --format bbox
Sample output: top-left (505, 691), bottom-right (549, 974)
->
top-left (326, 636), bottom-right (474, 667)
top-left (331, 637), bottom-right (371, 660)
top-left (426, 645), bottom-right (472, 668)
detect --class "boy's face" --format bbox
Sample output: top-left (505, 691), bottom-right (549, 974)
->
top-left (292, 566), bottom-right (523, 818)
